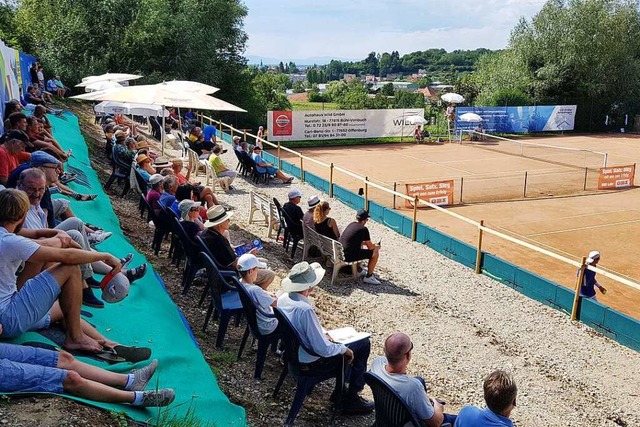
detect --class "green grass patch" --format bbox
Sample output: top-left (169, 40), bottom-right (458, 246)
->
top-left (291, 100), bottom-right (339, 111)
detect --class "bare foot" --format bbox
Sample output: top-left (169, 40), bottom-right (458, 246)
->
top-left (102, 338), bottom-right (119, 348)
top-left (64, 335), bottom-right (103, 353)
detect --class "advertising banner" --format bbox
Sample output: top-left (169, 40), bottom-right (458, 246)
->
top-left (455, 105), bottom-right (577, 134)
top-left (405, 180), bottom-right (455, 208)
top-left (267, 108), bottom-right (424, 142)
top-left (19, 51), bottom-right (37, 93)
top-left (598, 164), bottom-right (636, 190)
top-left (0, 40), bottom-right (21, 135)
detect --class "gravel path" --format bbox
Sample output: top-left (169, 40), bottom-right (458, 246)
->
top-left (209, 144), bottom-right (640, 427)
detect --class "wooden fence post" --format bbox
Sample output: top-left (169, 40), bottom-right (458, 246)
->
top-left (475, 220), bottom-right (484, 274)
top-left (329, 163), bottom-right (334, 198)
top-left (571, 257), bottom-right (588, 321)
top-left (393, 182), bottom-right (397, 209)
top-left (300, 156), bottom-right (304, 181)
top-left (364, 177), bottom-right (369, 211)
top-left (411, 196), bottom-right (419, 241)
top-left (277, 142), bottom-right (281, 169)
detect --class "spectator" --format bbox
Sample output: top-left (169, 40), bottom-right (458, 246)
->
top-left (145, 174), bottom-right (164, 215)
top-left (24, 85), bottom-right (46, 106)
top-left (178, 199), bottom-right (204, 240)
top-left (36, 66), bottom-right (45, 90)
top-left (414, 125), bottom-right (424, 143)
top-left (0, 131), bottom-right (33, 186)
top-left (282, 189), bottom-right (304, 237)
top-left (153, 158), bottom-right (172, 174)
top-left (251, 146), bottom-right (293, 183)
top-left (25, 116), bottom-right (68, 160)
top-left (256, 126), bottom-right (264, 149)
top-left (136, 154), bottom-right (156, 181)
top-left (579, 251), bottom-right (607, 300)
top-left (278, 261), bottom-right (374, 415)
top-left (370, 333), bottom-right (457, 426)
top-left (200, 205), bottom-right (276, 287)
top-left (313, 201), bottom-right (340, 240)
top-left (237, 254), bottom-right (278, 335)
top-left (339, 209), bottom-right (381, 285)
top-left (202, 124), bottom-right (217, 145)
top-left (33, 105), bottom-right (54, 136)
top-left (454, 370), bottom-right (517, 427)
top-left (8, 112), bottom-right (28, 133)
top-left (208, 145), bottom-right (237, 191)
top-left (158, 175), bottom-right (178, 209)
top-left (303, 195), bottom-right (320, 228)
top-left (170, 158), bottom-right (219, 208)
top-left (232, 135), bottom-right (242, 152)
top-left (29, 63), bottom-right (38, 87)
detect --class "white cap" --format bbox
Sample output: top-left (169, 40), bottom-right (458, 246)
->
top-left (237, 254), bottom-right (267, 271)
top-left (149, 174), bottom-right (163, 185)
top-left (288, 188), bottom-right (303, 199)
top-left (586, 251), bottom-right (600, 265)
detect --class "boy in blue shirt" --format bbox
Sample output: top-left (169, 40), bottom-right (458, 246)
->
top-left (455, 370), bottom-right (517, 427)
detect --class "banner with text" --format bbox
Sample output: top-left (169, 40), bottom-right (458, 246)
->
top-left (598, 164), bottom-right (636, 190)
top-left (405, 180), bottom-right (455, 208)
top-left (455, 105), bottom-right (577, 134)
top-left (267, 108), bottom-right (424, 142)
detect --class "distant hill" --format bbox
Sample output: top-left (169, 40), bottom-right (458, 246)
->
top-left (245, 55), bottom-right (357, 66)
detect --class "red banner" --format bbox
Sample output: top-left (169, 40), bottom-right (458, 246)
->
top-left (405, 180), bottom-right (454, 208)
top-left (272, 111), bottom-right (293, 136)
top-left (598, 164), bottom-right (635, 190)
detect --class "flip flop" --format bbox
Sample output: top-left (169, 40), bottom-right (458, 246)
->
top-left (108, 345), bottom-right (152, 363)
top-left (24, 342), bottom-right (126, 364)
top-left (74, 193), bottom-right (97, 201)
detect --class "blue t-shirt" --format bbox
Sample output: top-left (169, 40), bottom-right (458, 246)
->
top-left (202, 125), bottom-right (217, 142)
top-left (454, 406), bottom-right (513, 427)
top-left (159, 192), bottom-right (176, 209)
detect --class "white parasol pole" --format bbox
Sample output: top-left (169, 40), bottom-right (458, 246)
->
top-left (161, 105), bottom-right (166, 155)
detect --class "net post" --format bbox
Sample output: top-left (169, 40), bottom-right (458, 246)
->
top-left (300, 156), bottom-right (304, 181)
top-left (571, 257), bottom-right (587, 321)
top-left (460, 176), bottom-right (464, 204)
top-left (277, 142), bottom-right (281, 169)
top-left (475, 220), bottom-right (484, 274)
top-left (393, 182), bottom-right (397, 209)
top-left (364, 176), bottom-right (369, 211)
top-left (604, 153), bottom-right (608, 168)
top-left (523, 171), bottom-right (528, 198)
top-left (411, 196), bottom-right (419, 241)
top-left (583, 167), bottom-right (588, 191)
top-left (329, 163), bottom-right (334, 198)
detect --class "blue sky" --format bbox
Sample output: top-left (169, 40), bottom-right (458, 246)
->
top-left (242, 0), bottom-right (546, 61)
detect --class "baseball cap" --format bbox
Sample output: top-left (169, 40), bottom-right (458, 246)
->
top-left (149, 174), bottom-right (163, 185)
top-left (356, 209), bottom-right (370, 220)
top-left (237, 254), bottom-right (267, 271)
top-left (30, 150), bottom-right (61, 166)
top-left (307, 195), bottom-right (320, 209)
top-left (288, 189), bottom-right (302, 199)
top-left (233, 136), bottom-right (241, 141)
top-left (587, 251), bottom-right (600, 265)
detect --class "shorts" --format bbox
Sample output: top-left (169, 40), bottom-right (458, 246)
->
top-left (0, 271), bottom-right (60, 338)
top-left (345, 248), bottom-right (374, 263)
top-left (0, 343), bottom-right (66, 393)
top-left (52, 198), bottom-right (70, 219)
top-left (262, 167), bottom-right (277, 175)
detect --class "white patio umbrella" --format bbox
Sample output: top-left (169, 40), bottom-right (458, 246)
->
top-left (404, 115), bottom-right (428, 125)
top-left (160, 80), bottom-right (219, 94)
top-left (94, 101), bottom-right (169, 117)
top-left (459, 112), bottom-right (483, 122)
top-left (441, 93), bottom-right (465, 104)
top-left (85, 81), bottom-right (123, 92)
top-left (76, 73), bottom-right (143, 87)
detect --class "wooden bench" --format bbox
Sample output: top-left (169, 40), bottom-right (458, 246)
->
top-left (248, 191), bottom-right (280, 238)
top-left (302, 225), bottom-right (366, 285)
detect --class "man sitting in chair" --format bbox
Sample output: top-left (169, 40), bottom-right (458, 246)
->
top-left (278, 261), bottom-right (374, 415)
top-left (370, 332), bottom-right (457, 426)
top-left (454, 370), bottom-right (517, 427)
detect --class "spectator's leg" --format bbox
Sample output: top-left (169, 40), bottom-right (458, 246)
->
top-left (219, 170), bottom-right (237, 184)
top-left (198, 187), bottom-right (218, 207)
top-left (345, 338), bottom-right (371, 395)
top-left (274, 170), bottom-right (291, 182)
top-left (255, 268), bottom-right (276, 288)
top-left (63, 371), bottom-right (135, 403)
top-left (367, 247), bottom-right (380, 275)
top-left (57, 351), bottom-right (127, 388)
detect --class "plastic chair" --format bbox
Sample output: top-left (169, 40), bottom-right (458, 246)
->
top-left (234, 276), bottom-right (282, 380)
top-left (143, 197), bottom-right (170, 255)
top-left (363, 372), bottom-right (423, 427)
top-left (168, 216), bottom-right (203, 293)
top-left (199, 252), bottom-right (243, 349)
top-left (233, 148), bottom-right (248, 175)
top-left (105, 147), bottom-right (131, 197)
top-left (272, 308), bottom-right (345, 427)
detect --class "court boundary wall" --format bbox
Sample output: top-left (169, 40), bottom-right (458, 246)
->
top-left (203, 114), bottom-right (640, 353)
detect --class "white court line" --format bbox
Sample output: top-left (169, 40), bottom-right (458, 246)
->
top-left (506, 209), bottom-right (640, 226)
top-left (397, 153), bottom-right (478, 175)
top-left (527, 218), bottom-right (640, 237)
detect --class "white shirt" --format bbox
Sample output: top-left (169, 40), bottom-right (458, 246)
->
top-left (23, 204), bottom-right (48, 230)
top-left (241, 280), bottom-right (278, 335)
top-left (0, 227), bottom-right (41, 311)
top-left (277, 292), bottom-right (347, 363)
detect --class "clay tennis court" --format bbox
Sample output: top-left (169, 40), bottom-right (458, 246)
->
top-left (280, 134), bottom-right (640, 319)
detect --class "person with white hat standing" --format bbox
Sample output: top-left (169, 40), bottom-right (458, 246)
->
top-left (579, 251), bottom-right (607, 300)
top-left (200, 206), bottom-right (276, 287)
top-left (278, 262), bottom-right (374, 415)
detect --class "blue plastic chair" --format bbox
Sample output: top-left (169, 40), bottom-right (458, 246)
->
top-left (199, 252), bottom-right (243, 349)
top-left (272, 308), bottom-right (345, 426)
top-left (234, 276), bottom-right (282, 380)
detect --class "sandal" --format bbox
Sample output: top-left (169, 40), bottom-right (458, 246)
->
top-left (85, 223), bottom-right (103, 232)
top-left (108, 345), bottom-right (152, 363)
top-left (75, 194), bottom-right (97, 201)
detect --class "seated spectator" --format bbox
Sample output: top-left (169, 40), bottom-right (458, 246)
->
top-left (278, 261), bottom-right (374, 415)
top-left (202, 124), bottom-right (217, 145)
top-left (8, 112), bottom-right (28, 133)
top-left (303, 195), bottom-right (320, 228)
top-left (33, 105), bottom-right (54, 136)
top-left (237, 254), bottom-right (278, 335)
top-left (178, 199), bottom-right (204, 240)
top-left (414, 125), bottom-right (424, 143)
top-left (136, 154), bottom-right (156, 181)
top-left (454, 370), bottom-right (517, 427)
top-left (232, 135), bottom-right (242, 152)
top-left (26, 116), bottom-right (68, 160)
top-left (171, 158), bottom-right (218, 208)
top-left (251, 146), bottom-right (293, 183)
top-left (0, 189), bottom-right (124, 352)
top-left (313, 201), bottom-right (340, 240)
top-left (0, 130), bottom-right (33, 186)
top-left (200, 206), bottom-right (275, 287)
top-left (472, 123), bottom-right (485, 141)
top-left (209, 145), bottom-right (237, 191)
top-left (0, 325), bottom-right (174, 407)
top-left (338, 209), bottom-right (381, 285)
top-left (145, 174), bottom-right (164, 214)
top-left (282, 188), bottom-right (304, 237)
top-left (158, 175), bottom-right (178, 209)
top-left (24, 85), bottom-right (46, 105)
top-left (153, 158), bottom-right (172, 174)
top-left (3, 100), bottom-right (23, 122)
top-left (53, 76), bottom-right (70, 97)
top-left (370, 333), bottom-right (457, 426)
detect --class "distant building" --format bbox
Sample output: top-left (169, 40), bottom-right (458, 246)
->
top-left (343, 73), bottom-right (357, 82)
top-left (417, 86), bottom-right (438, 100)
top-left (430, 84), bottom-right (454, 92)
top-left (385, 73), bottom-right (401, 80)
top-left (364, 75), bottom-right (379, 83)
top-left (317, 83), bottom-right (328, 93)
top-left (417, 69), bottom-right (427, 76)
top-left (371, 81), bottom-right (418, 92)
top-left (288, 73), bottom-right (307, 83)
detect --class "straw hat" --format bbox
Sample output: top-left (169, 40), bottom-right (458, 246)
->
top-left (282, 262), bottom-right (326, 292)
top-left (204, 205), bottom-right (233, 228)
top-left (136, 153), bottom-right (150, 164)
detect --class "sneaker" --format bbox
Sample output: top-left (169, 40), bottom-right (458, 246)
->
top-left (128, 359), bottom-right (158, 391)
top-left (120, 253), bottom-right (134, 269)
top-left (341, 395), bottom-right (374, 415)
top-left (86, 276), bottom-right (101, 289)
top-left (140, 388), bottom-right (176, 407)
top-left (126, 264), bottom-right (147, 283)
top-left (88, 231), bottom-right (112, 245)
top-left (362, 274), bottom-right (381, 285)
top-left (358, 269), bottom-right (367, 277)
top-left (82, 287), bottom-right (104, 308)
top-left (59, 172), bottom-right (77, 184)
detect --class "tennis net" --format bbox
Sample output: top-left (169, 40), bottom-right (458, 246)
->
top-left (459, 130), bottom-right (608, 170)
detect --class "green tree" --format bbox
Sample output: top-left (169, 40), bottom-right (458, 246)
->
top-left (380, 82), bottom-right (395, 97)
top-left (252, 71), bottom-right (291, 111)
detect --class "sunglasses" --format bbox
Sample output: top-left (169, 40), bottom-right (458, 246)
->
top-left (405, 342), bottom-right (414, 355)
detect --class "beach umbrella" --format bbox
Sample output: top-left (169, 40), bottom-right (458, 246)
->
top-left (85, 81), bottom-right (123, 92)
top-left (441, 93), bottom-right (465, 104)
top-left (76, 73), bottom-right (143, 87)
top-left (160, 80), bottom-right (220, 94)
top-left (94, 101), bottom-right (169, 117)
top-left (459, 112), bottom-right (483, 122)
top-left (404, 115), bottom-right (428, 125)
